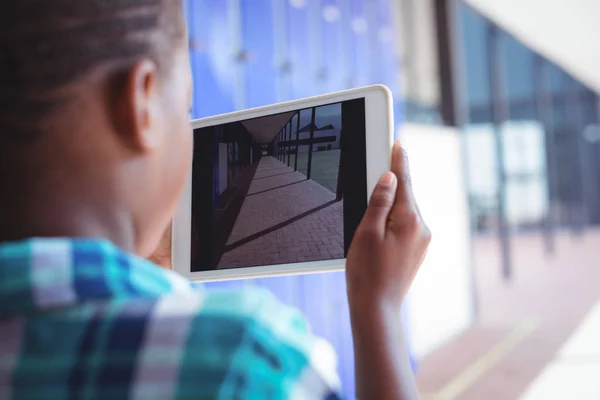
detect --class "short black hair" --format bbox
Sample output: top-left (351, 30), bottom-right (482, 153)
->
top-left (0, 0), bottom-right (184, 139)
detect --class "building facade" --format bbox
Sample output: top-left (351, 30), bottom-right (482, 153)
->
top-left (459, 3), bottom-right (600, 235)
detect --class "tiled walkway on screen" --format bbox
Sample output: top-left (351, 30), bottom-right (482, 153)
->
top-left (217, 156), bottom-right (344, 269)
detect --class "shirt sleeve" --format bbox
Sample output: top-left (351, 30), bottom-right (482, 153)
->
top-left (198, 286), bottom-right (345, 399)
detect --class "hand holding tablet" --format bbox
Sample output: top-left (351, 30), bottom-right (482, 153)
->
top-left (346, 140), bottom-right (431, 400)
top-left (347, 141), bottom-right (431, 307)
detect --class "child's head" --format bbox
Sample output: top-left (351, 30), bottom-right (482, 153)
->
top-left (0, 0), bottom-right (193, 256)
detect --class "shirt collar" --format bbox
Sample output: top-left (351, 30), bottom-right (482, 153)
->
top-left (0, 238), bottom-right (196, 317)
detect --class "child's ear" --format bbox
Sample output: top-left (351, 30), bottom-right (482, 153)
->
top-left (111, 59), bottom-right (161, 153)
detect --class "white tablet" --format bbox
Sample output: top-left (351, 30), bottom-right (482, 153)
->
top-left (172, 85), bottom-right (394, 282)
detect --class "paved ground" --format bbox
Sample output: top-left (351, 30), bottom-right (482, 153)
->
top-left (417, 229), bottom-right (600, 399)
top-left (217, 156), bottom-right (344, 269)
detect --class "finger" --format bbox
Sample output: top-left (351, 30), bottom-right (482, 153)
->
top-left (390, 140), bottom-right (410, 209)
top-left (388, 143), bottom-right (431, 238)
top-left (388, 141), bottom-right (421, 235)
top-left (411, 189), bottom-right (427, 227)
top-left (359, 171), bottom-right (398, 237)
top-left (398, 151), bottom-right (427, 227)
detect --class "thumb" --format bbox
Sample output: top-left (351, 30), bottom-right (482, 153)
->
top-left (360, 172), bottom-right (397, 237)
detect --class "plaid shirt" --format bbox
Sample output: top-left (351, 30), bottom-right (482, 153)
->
top-left (0, 238), bottom-right (343, 399)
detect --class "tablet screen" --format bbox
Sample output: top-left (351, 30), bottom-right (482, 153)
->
top-left (191, 98), bottom-right (367, 272)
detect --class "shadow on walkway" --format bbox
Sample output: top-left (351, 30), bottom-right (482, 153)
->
top-left (217, 156), bottom-right (344, 269)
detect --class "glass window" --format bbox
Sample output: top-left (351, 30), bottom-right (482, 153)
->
top-left (547, 62), bottom-right (569, 94)
top-left (460, 3), bottom-right (491, 109)
top-left (500, 33), bottom-right (535, 102)
top-left (543, 62), bottom-right (568, 129)
top-left (580, 89), bottom-right (599, 124)
top-left (498, 33), bottom-right (535, 121)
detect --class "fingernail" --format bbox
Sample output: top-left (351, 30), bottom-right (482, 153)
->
top-left (380, 171), bottom-right (396, 186)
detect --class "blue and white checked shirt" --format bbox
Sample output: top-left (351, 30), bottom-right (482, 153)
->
top-left (0, 238), bottom-right (343, 399)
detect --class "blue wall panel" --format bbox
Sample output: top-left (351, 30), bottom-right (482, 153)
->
top-left (319, 272), bottom-right (355, 398)
top-left (339, 0), bottom-right (357, 90)
top-left (376, 0), bottom-right (398, 92)
top-left (299, 272), bottom-right (347, 388)
top-left (287, 2), bottom-right (317, 99)
top-left (254, 274), bottom-right (304, 311)
top-left (350, 0), bottom-right (373, 87)
top-left (240, 0), bottom-right (279, 108)
top-left (321, 0), bottom-right (347, 93)
top-left (187, 0), bottom-right (237, 118)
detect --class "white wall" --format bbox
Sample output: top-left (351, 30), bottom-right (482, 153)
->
top-left (400, 123), bottom-right (475, 359)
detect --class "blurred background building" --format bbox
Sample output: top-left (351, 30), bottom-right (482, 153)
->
top-left (185, 0), bottom-right (600, 398)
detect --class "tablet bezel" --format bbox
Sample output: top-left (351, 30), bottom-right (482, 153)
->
top-left (172, 85), bottom-right (394, 282)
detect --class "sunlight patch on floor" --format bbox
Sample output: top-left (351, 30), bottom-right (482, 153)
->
top-left (521, 301), bottom-right (600, 399)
